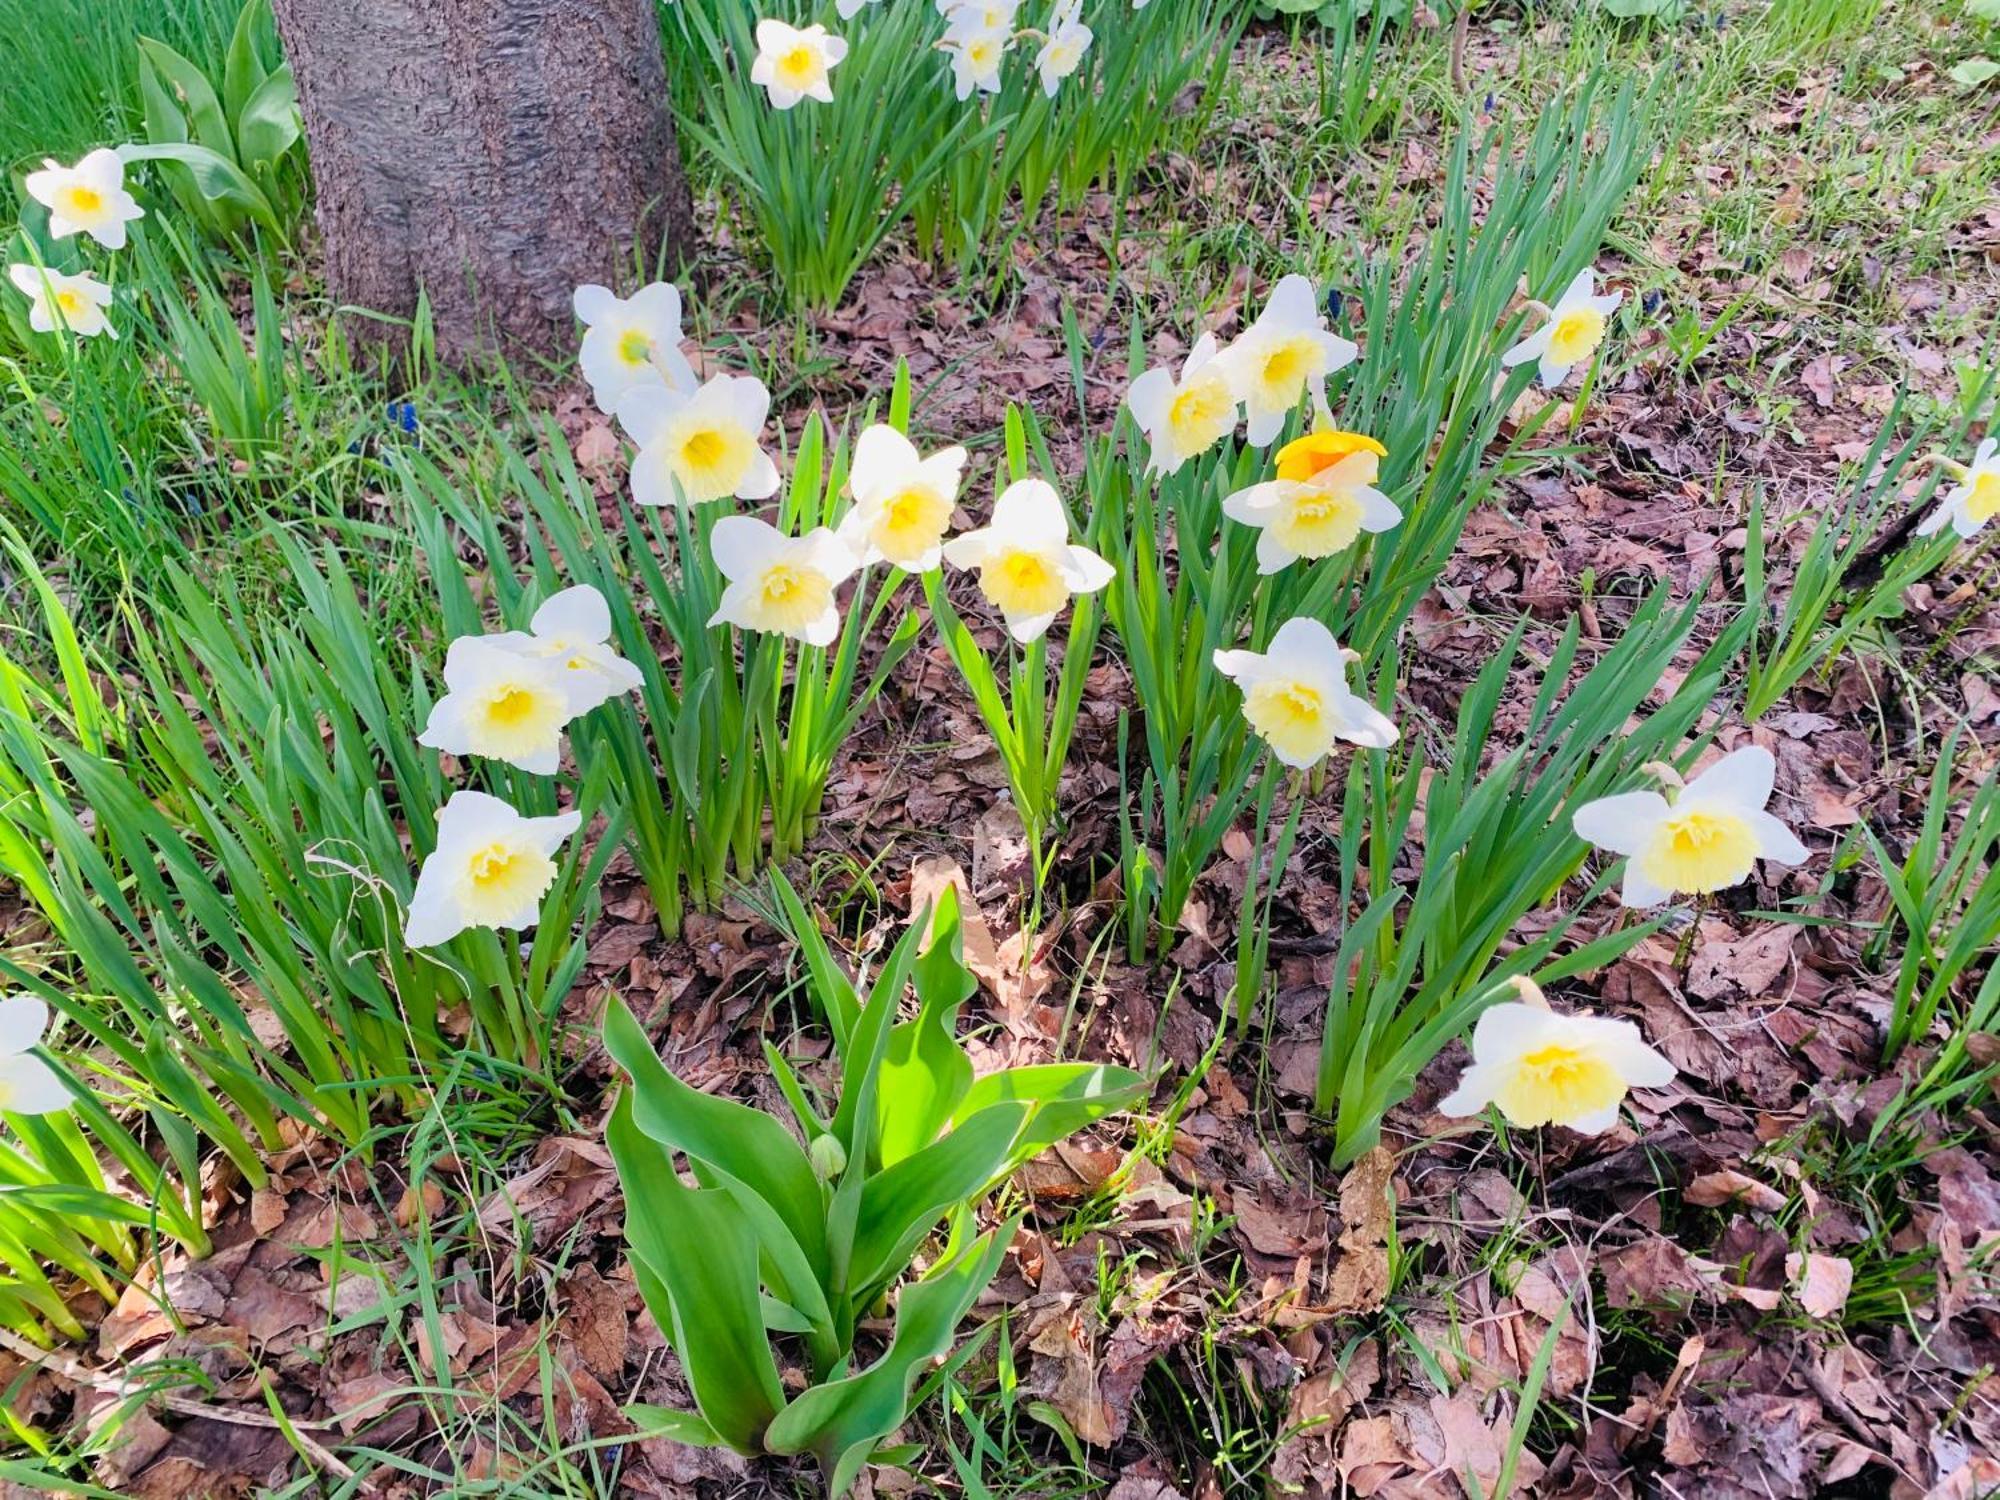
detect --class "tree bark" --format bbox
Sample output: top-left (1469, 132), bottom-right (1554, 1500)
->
top-left (269, 0), bottom-right (695, 364)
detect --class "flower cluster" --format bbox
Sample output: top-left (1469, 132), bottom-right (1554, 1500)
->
top-left (747, 0), bottom-right (1120, 111)
top-left (7, 149), bottom-right (143, 340)
top-left (407, 586), bottom-right (642, 947)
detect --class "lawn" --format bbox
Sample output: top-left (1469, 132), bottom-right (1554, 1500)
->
top-left (0, 0), bottom-right (1997, 1496)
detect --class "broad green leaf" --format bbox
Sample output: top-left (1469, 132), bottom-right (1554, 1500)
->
top-left (951, 1063), bottom-right (1148, 1171)
top-left (116, 143), bottom-right (280, 231)
top-left (237, 66), bottom-right (303, 173)
top-left (764, 1222), bottom-right (1016, 1494)
top-left (603, 995), bottom-right (828, 1276)
top-left (850, 1102), bottom-right (1029, 1295)
top-left (624, 1403), bottom-right (728, 1448)
top-left (607, 1093), bottom-right (786, 1453)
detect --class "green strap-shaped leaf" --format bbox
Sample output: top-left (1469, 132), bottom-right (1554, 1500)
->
top-left (603, 996), bottom-right (828, 1278)
top-left (764, 1220), bottom-right (1017, 1496)
top-left (772, 868), bottom-right (859, 1048)
top-left (623, 1403), bottom-right (728, 1449)
top-left (952, 1063), bottom-right (1148, 1174)
top-left (877, 887), bottom-right (977, 1167)
top-left (849, 1102), bottom-right (1029, 1297)
top-left (116, 143), bottom-right (280, 232)
top-left (606, 1092), bottom-right (786, 1454)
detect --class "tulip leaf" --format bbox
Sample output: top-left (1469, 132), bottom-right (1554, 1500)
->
top-left (763, 1220), bottom-right (1016, 1495)
top-left (115, 143), bottom-right (280, 233)
top-left (772, 869), bottom-right (858, 1048)
top-left (876, 886), bottom-right (976, 1167)
top-left (237, 67), bottom-right (303, 176)
top-left (603, 995), bottom-right (828, 1276)
top-left (951, 1063), bottom-right (1149, 1171)
top-left (607, 1092), bottom-right (786, 1454)
top-left (850, 1102), bottom-right (1029, 1296)
top-left (624, 1403), bottom-right (728, 1449)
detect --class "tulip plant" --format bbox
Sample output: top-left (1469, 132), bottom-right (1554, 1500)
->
top-left (605, 873), bottom-right (1144, 1495)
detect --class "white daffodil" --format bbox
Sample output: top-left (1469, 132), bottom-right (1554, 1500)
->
top-left (941, 478), bottom-right (1113, 643)
top-left (1125, 332), bottom-right (1239, 475)
top-left (1916, 437), bottom-right (2000, 540)
top-left (1212, 616), bottom-right (1396, 768)
top-left (708, 516), bottom-right (860, 647)
top-left (573, 282), bottom-right (697, 415)
top-left (0, 997), bottom-right (72, 1114)
top-left (838, 0), bottom-right (881, 16)
top-left (492, 585), bottom-right (645, 715)
top-left (948, 25), bottom-right (1011, 98)
top-left (1572, 745), bottom-right (1808, 908)
top-left (1438, 990), bottom-right (1675, 1133)
top-left (750, 20), bottom-right (847, 108)
top-left (1035, 5), bottom-right (1092, 94)
top-left (7, 264), bottom-right (115, 338)
top-left (24, 149), bottom-right (143, 249)
top-left (418, 637), bottom-right (575, 775)
top-left (1222, 428), bottom-right (1400, 574)
top-left (939, 0), bottom-right (1022, 24)
top-left (837, 424), bottom-right (966, 571)
top-left (1501, 267), bottom-right (1623, 389)
top-left (405, 791), bottom-right (582, 949)
top-left (1215, 274), bottom-right (1359, 447)
top-left (617, 374), bottom-right (780, 509)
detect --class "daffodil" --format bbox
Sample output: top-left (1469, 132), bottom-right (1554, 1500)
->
top-left (617, 374), bottom-right (780, 509)
top-left (838, 0), bottom-right (881, 16)
top-left (709, 516), bottom-right (861, 646)
top-left (948, 25), bottom-right (1011, 98)
top-left (24, 149), bottom-right (143, 249)
top-left (1222, 429), bottom-right (1400, 573)
top-left (939, 0), bottom-right (1022, 24)
top-left (404, 791), bottom-right (582, 948)
top-left (941, 478), bottom-right (1112, 643)
top-left (418, 637), bottom-right (576, 774)
top-left (1215, 274), bottom-right (1358, 447)
top-left (7, 264), bottom-right (115, 338)
top-left (1502, 267), bottom-right (1623, 389)
top-left (492, 585), bottom-right (646, 714)
top-left (1035, 4), bottom-right (1092, 94)
top-left (750, 20), bottom-right (848, 109)
top-left (1916, 437), bottom-right (2000, 540)
top-left (1439, 989), bottom-right (1674, 1133)
top-left (1572, 745), bottom-right (1808, 908)
top-left (837, 424), bottom-right (966, 571)
top-left (1212, 616), bottom-right (1397, 768)
top-left (574, 282), bottom-right (697, 415)
top-left (1126, 332), bottom-right (1239, 475)
top-left (0, 997), bottom-right (73, 1114)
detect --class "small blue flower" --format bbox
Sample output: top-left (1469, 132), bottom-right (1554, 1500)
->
top-left (1641, 290), bottom-right (1664, 316)
top-left (1324, 287), bottom-right (1344, 321)
top-left (387, 401), bottom-right (419, 435)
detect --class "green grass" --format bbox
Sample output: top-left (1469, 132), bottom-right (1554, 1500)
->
top-left (0, 0), bottom-right (240, 167)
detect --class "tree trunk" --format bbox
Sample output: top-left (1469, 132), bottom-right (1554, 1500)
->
top-left (269, 0), bottom-right (695, 364)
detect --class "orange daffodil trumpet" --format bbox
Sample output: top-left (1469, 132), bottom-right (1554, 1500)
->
top-left (574, 281), bottom-right (697, 415)
top-left (1215, 274), bottom-right (1359, 446)
top-left (1572, 745), bottom-right (1807, 908)
top-left (1223, 429), bottom-right (1401, 573)
top-left (405, 792), bottom-right (582, 948)
top-left (0, 997), bottom-right (73, 1114)
top-left (709, 516), bottom-right (861, 646)
top-left (838, 424), bottom-right (966, 572)
top-left (1213, 617), bottom-right (1397, 768)
top-left (1916, 437), bottom-right (2000, 540)
top-left (7, 264), bottom-right (115, 339)
top-left (1126, 332), bottom-right (1238, 475)
top-left (617, 374), bottom-right (781, 509)
top-left (943, 478), bottom-right (1113, 643)
top-left (25, 149), bottom-right (144, 249)
top-left (1440, 979), bottom-right (1674, 1133)
top-left (751, 20), bottom-right (848, 109)
top-left (1502, 267), bottom-right (1622, 389)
